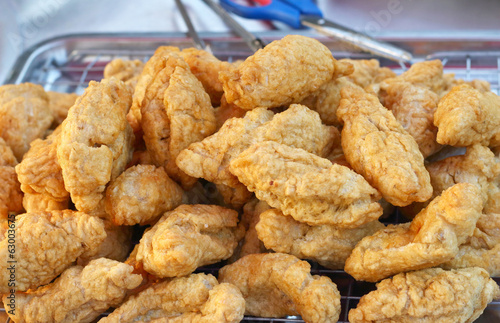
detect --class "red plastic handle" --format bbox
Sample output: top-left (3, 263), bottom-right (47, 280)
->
top-left (253, 0), bottom-right (271, 5)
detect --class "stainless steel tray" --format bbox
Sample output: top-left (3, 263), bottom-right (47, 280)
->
top-left (4, 31), bottom-right (500, 323)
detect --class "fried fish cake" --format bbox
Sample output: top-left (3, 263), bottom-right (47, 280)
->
top-left (5, 258), bottom-right (142, 323)
top-left (256, 208), bottom-right (384, 269)
top-left (435, 84), bottom-right (500, 147)
top-left (219, 253), bottom-right (341, 322)
top-left (219, 35), bottom-right (353, 110)
top-left (101, 273), bottom-right (245, 323)
top-left (349, 267), bottom-right (500, 323)
top-left (337, 86), bottom-right (432, 207)
top-left (229, 141), bottom-right (382, 227)
top-left (0, 210), bottom-right (106, 293)
top-left (344, 183), bottom-right (482, 282)
top-left (136, 204), bottom-right (244, 278)
top-left (57, 78), bottom-right (134, 213)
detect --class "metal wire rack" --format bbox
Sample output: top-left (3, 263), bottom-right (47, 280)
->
top-left (4, 33), bottom-right (500, 322)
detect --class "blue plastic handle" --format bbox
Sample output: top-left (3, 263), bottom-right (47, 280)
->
top-left (220, 0), bottom-right (303, 29)
top-left (279, 0), bottom-right (323, 17)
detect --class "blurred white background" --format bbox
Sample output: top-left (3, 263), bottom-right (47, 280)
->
top-left (1, 0), bottom-right (500, 83)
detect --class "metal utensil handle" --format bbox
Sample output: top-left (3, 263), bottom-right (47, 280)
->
top-left (201, 0), bottom-right (265, 52)
top-left (175, 0), bottom-right (207, 50)
top-left (301, 16), bottom-right (412, 62)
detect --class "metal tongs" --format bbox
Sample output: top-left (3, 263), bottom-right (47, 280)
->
top-left (203, 0), bottom-right (413, 63)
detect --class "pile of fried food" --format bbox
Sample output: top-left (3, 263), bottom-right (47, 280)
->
top-left (0, 34), bottom-right (499, 323)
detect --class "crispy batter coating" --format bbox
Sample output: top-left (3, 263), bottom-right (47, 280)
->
top-left (16, 127), bottom-right (70, 212)
top-left (0, 210), bottom-right (106, 293)
top-left (136, 204), bottom-right (244, 278)
top-left (104, 165), bottom-right (184, 225)
top-left (77, 222), bottom-right (132, 265)
top-left (104, 58), bottom-right (144, 90)
top-left (229, 141), bottom-right (382, 227)
top-left (0, 166), bottom-right (23, 219)
top-left (0, 83), bottom-right (53, 160)
top-left (177, 105), bottom-right (339, 195)
top-left (180, 48), bottom-right (234, 106)
top-left (435, 84), bottom-right (500, 147)
top-left (344, 183), bottom-right (482, 282)
top-left (442, 244), bottom-right (500, 276)
top-left (219, 253), bottom-right (341, 322)
top-left (256, 208), bottom-right (384, 269)
top-left (0, 137), bottom-right (17, 167)
top-left (384, 81), bottom-right (442, 157)
top-left (398, 59), bottom-right (446, 93)
top-left (163, 65), bottom-right (217, 188)
top-left (349, 267), bottom-right (500, 323)
top-left (101, 273), bottom-right (245, 323)
top-left (47, 91), bottom-right (79, 127)
top-left (229, 198), bottom-right (270, 262)
top-left (5, 258), bottom-right (142, 323)
top-left (215, 183), bottom-right (253, 210)
top-left (337, 86), bottom-right (432, 207)
top-left (219, 35), bottom-right (352, 110)
top-left (341, 58), bottom-right (396, 88)
top-left (214, 94), bottom-right (247, 129)
top-left (57, 78), bottom-right (134, 212)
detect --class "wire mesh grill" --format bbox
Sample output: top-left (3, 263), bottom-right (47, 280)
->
top-left (5, 35), bottom-right (500, 323)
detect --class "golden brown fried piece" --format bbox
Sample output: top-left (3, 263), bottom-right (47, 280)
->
top-left (46, 91), bottom-right (79, 127)
top-left (0, 83), bottom-right (53, 160)
top-left (229, 198), bottom-right (270, 262)
top-left (57, 78), bottom-right (134, 213)
top-left (136, 204), bottom-right (244, 278)
top-left (219, 253), bottom-right (341, 322)
top-left (101, 273), bottom-right (245, 323)
top-left (341, 58), bottom-right (396, 88)
top-left (0, 210), bottom-right (106, 293)
top-left (16, 127), bottom-right (70, 212)
top-left (349, 267), bottom-right (500, 323)
top-left (384, 81), bottom-right (442, 157)
top-left (345, 183), bottom-right (482, 282)
top-left (229, 141), bottom-right (382, 227)
top-left (301, 78), bottom-right (360, 126)
top-left (177, 104), bottom-right (339, 198)
top-left (163, 65), bottom-right (217, 188)
top-left (5, 258), bottom-right (142, 323)
top-left (256, 209), bottom-right (384, 269)
top-left (214, 94), bottom-right (247, 130)
top-left (337, 86), bottom-right (432, 207)
top-left (180, 47), bottom-right (234, 106)
top-left (435, 84), bottom-right (500, 147)
top-left (104, 165), bottom-right (183, 225)
top-left (103, 58), bottom-right (144, 90)
top-left (398, 59), bottom-right (447, 93)
top-left (220, 35), bottom-right (352, 110)
top-left (77, 222), bottom-right (132, 265)
top-left (0, 138), bottom-right (22, 219)
top-left (442, 244), bottom-right (500, 277)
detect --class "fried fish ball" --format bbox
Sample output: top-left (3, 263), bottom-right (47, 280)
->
top-left (101, 273), bottom-right (245, 323)
top-left (136, 204), bottom-right (244, 278)
top-left (219, 253), bottom-right (341, 322)
top-left (57, 78), bottom-right (134, 213)
top-left (344, 183), bottom-right (482, 282)
top-left (5, 258), bottom-right (142, 323)
top-left (0, 210), bottom-right (106, 293)
top-left (341, 58), bottom-right (396, 88)
top-left (16, 126), bottom-right (70, 212)
top-left (176, 105), bottom-right (339, 197)
top-left (0, 83), bottom-right (53, 160)
top-left (229, 141), bottom-right (382, 227)
top-left (349, 267), bottom-right (500, 323)
top-left (46, 91), bottom-right (79, 127)
top-left (0, 139), bottom-right (22, 218)
top-left (256, 208), bottom-right (384, 269)
top-left (435, 84), bottom-right (500, 147)
top-left (383, 81), bottom-right (442, 157)
top-left (219, 35), bottom-right (353, 110)
top-left (337, 86), bottom-right (432, 207)
top-left (104, 165), bottom-right (183, 225)
top-left (180, 47), bottom-right (235, 106)
top-left (397, 59), bottom-right (447, 93)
